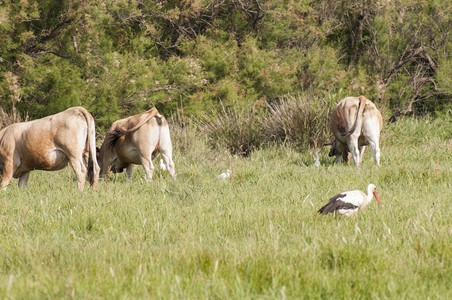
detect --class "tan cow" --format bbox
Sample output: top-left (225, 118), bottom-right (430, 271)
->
top-left (328, 96), bottom-right (383, 166)
top-left (98, 108), bottom-right (176, 181)
top-left (0, 107), bottom-right (100, 190)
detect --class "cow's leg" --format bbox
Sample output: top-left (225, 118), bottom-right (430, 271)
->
top-left (140, 157), bottom-right (154, 181)
top-left (359, 146), bottom-right (366, 164)
top-left (69, 158), bottom-right (87, 190)
top-left (335, 142), bottom-right (346, 164)
top-left (139, 129), bottom-right (159, 181)
top-left (161, 154), bottom-right (176, 180)
top-left (1, 159), bottom-right (15, 191)
top-left (157, 123), bottom-right (176, 179)
top-left (348, 140), bottom-right (360, 166)
top-left (18, 172), bottom-right (30, 189)
top-left (125, 164), bottom-right (134, 180)
top-left (369, 140), bottom-right (381, 166)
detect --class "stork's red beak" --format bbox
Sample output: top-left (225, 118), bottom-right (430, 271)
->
top-left (373, 191), bottom-right (381, 206)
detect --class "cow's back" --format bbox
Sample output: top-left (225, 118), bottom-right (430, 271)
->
top-left (3, 107), bottom-right (89, 172)
top-left (360, 101), bottom-right (383, 145)
top-left (114, 116), bottom-right (161, 165)
top-left (362, 101), bottom-right (383, 134)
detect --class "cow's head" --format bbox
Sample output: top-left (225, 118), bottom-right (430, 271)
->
top-left (324, 141), bottom-right (337, 157)
top-left (111, 163), bottom-right (124, 174)
top-left (326, 140), bottom-right (352, 163)
top-left (96, 146), bottom-right (104, 175)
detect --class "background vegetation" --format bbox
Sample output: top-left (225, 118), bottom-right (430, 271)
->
top-left (1, 0), bottom-right (451, 132)
top-left (1, 2), bottom-right (451, 297)
top-left (0, 115), bottom-right (451, 298)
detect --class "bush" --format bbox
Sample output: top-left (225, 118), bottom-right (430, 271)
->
top-left (167, 110), bottom-right (206, 157)
top-left (196, 94), bottom-right (333, 156)
top-left (0, 107), bottom-right (29, 129)
top-left (197, 103), bottom-right (262, 156)
top-left (260, 94), bottom-right (331, 149)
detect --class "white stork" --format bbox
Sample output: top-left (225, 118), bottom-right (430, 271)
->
top-left (314, 150), bottom-right (320, 167)
top-left (217, 169), bottom-right (231, 179)
top-left (318, 184), bottom-right (381, 217)
top-left (159, 159), bottom-right (167, 171)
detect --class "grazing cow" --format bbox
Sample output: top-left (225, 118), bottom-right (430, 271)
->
top-left (0, 107), bottom-right (100, 190)
top-left (328, 96), bottom-right (383, 166)
top-left (98, 108), bottom-right (176, 181)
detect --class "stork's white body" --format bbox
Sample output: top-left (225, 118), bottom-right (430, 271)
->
top-left (314, 150), bottom-right (320, 167)
top-left (318, 184), bottom-right (380, 217)
top-left (160, 159), bottom-right (167, 171)
top-left (217, 169), bottom-right (231, 179)
top-left (336, 190), bottom-right (368, 216)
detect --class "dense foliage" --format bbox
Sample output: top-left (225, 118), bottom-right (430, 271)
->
top-left (199, 95), bottom-right (331, 155)
top-left (1, 0), bottom-right (451, 130)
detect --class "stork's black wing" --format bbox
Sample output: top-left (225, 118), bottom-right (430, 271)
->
top-left (318, 193), bottom-right (358, 215)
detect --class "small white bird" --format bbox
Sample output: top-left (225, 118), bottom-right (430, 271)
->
top-left (217, 169), bottom-right (231, 179)
top-left (318, 183), bottom-right (381, 217)
top-left (159, 159), bottom-right (167, 171)
top-left (314, 150), bottom-right (320, 167)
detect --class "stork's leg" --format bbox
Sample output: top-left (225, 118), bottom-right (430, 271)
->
top-left (18, 172), bottom-right (30, 189)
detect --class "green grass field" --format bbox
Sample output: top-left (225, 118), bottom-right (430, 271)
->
top-left (1, 116), bottom-right (451, 299)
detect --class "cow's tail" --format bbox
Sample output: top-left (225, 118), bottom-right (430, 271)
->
top-left (105, 108), bottom-right (160, 149)
top-left (342, 96), bottom-right (367, 137)
top-left (80, 108), bottom-right (100, 187)
top-left (126, 107), bottom-right (159, 133)
top-left (111, 107), bottom-right (159, 142)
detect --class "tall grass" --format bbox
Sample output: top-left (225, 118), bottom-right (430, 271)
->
top-left (199, 94), bottom-right (333, 156)
top-left (261, 94), bottom-right (331, 149)
top-left (0, 108), bottom-right (29, 128)
top-left (0, 116), bottom-right (451, 298)
top-left (198, 104), bottom-right (262, 156)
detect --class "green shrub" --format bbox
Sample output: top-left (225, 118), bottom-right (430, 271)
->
top-left (260, 94), bottom-right (331, 149)
top-left (197, 103), bottom-right (262, 156)
top-left (196, 94), bottom-right (333, 156)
